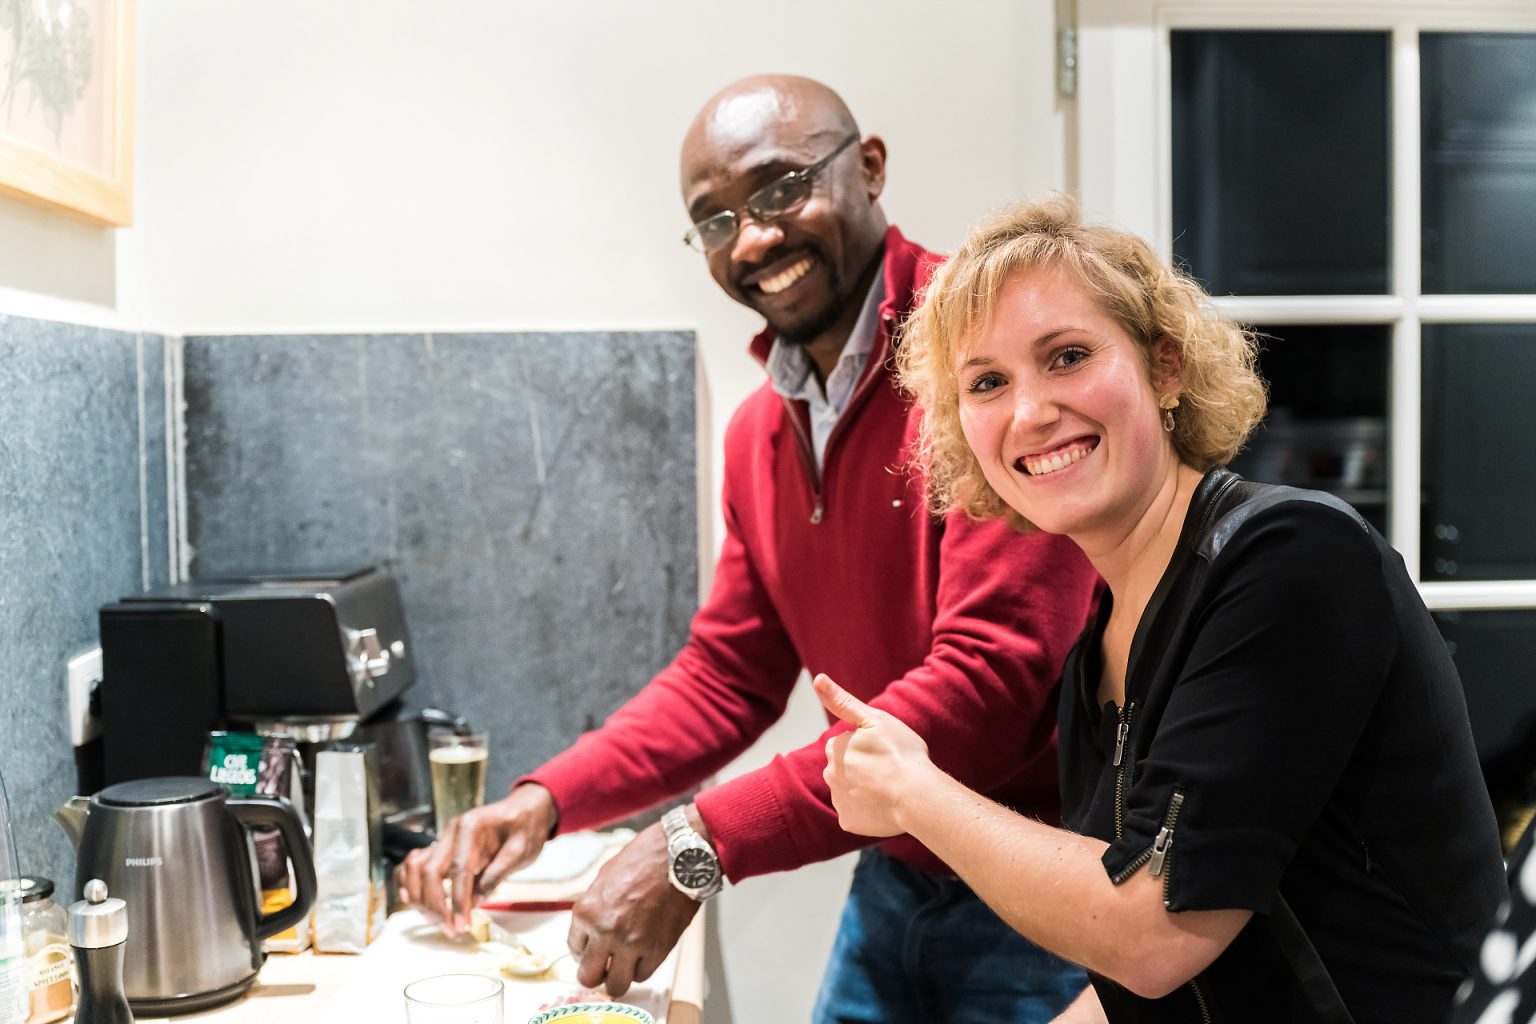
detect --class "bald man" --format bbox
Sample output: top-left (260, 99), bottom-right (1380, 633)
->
top-left (399, 76), bottom-right (1098, 1023)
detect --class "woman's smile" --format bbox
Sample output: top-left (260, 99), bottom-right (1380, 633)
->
top-left (1016, 436), bottom-right (1100, 478)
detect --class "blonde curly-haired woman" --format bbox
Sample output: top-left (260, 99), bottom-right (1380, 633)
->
top-left (815, 195), bottom-right (1505, 1024)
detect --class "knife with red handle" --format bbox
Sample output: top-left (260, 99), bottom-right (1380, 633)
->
top-left (476, 899), bottom-right (576, 912)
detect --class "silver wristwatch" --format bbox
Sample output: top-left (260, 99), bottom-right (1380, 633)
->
top-left (661, 806), bottom-right (722, 901)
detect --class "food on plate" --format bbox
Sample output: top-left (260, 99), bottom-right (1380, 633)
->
top-left (482, 938), bottom-right (555, 978)
top-left (463, 909), bottom-right (563, 978)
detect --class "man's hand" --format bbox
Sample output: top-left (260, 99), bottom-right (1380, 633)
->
top-left (816, 673), bottom-right (936, 838)
top-left (566, 812), bottom-right (706, 997)
top-left (395, 782), bottom-right (559, 936)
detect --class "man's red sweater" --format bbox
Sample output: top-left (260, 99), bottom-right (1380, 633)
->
top-left (526, 227), bottom-right (1099, 881)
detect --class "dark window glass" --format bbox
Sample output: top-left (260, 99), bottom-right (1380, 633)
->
top-left (1171, 30), bottom-right (1390, 296)
top-left (1422, 324), bottom-right (1536, 580)
top-left (1422, 33), bottom-right (1536, 294)
top-left (1434, 610), bottom-right (1536, 840)
top-left (1228, 324), bottom-right (1390, 535)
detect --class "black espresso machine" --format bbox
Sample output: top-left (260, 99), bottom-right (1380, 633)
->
top-left (95, 568), bottom-right (459, 831)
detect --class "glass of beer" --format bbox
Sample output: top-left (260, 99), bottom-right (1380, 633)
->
top-left (428, 731), bottom-right (489, 836)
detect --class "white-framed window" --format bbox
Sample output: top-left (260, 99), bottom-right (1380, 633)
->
top-left (1077, 0), bottom-right (1536, 799)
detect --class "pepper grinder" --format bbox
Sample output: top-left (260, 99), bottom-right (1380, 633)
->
top-left (68, 880), bottom-right (133, 1024)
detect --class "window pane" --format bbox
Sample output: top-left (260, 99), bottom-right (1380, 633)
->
top-left (1422, 33), bottom-right (1536, 294)
top-left (1171, 30), bottom-right (1390, 296)
top-left (1228, 324), bottom-right (1390, 535)
top-left (1422, 324), bottom-right (1536, 580)
top-left (1434, 610), bottom-right (1536, 844)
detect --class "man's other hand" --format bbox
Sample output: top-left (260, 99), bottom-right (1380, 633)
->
top-left (567, 817), bottom-right (704, 997)
top-left (395, 781), bottom-right (559, 936)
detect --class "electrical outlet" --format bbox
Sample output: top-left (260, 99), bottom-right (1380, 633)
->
top-left (66, 647), bottom-right (103, 747)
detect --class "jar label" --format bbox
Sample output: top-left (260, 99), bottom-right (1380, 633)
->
top-left (27, 945), bottom-right (71, 990)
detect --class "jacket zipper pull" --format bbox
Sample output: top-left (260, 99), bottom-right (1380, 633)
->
top-left (1148, 824), bottom-right (1175, 876)
top-left (1112, 719), bottom-right (1129, 767)
top-left (810, 499), bottom-right (824, 524)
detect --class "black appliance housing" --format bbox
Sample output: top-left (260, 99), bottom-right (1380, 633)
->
top-left (97, 568), bottom-right (414, 787)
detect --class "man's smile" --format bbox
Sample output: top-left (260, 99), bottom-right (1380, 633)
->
top-left (756, 255), bottom-right (815, 295)
top-left (742, 250), bottom-right (820, 298)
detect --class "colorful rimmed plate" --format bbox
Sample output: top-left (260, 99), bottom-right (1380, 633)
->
top-left (525, 1003), bottom-right (655, 1024)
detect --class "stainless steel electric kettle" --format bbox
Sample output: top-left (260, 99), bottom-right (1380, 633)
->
top-left (56, 776), bottom-right (317, 1015)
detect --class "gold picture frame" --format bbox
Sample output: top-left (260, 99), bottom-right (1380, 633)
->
top-left (0, 0), bottom-right (134, 226)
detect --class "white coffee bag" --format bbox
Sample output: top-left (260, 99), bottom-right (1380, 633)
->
top-left (311, 747), bottom-right (384, 953)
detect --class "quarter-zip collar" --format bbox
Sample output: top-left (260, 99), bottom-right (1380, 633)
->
top-left (743, 225), bottom-right (936, 518)
top-left (764, 272), bottom-right (885, 471)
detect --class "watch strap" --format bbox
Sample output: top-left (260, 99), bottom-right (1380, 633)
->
top-left (661, 806), bottom-right (692, 843)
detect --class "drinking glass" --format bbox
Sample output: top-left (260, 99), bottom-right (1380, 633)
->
top-left (403, 973), bottom-right (503, 1023)
top-left (429, 731), bottom-right (489, 836)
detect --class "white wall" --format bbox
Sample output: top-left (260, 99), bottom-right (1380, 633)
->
top-left (1, 1), bottom-right (1069, 1019)
top-left (0, 202), bottom-right (122, 323)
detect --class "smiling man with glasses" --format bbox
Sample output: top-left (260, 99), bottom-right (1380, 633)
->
top-left (681, 98), bottom-right (889, 403)
top-left (398, 73), bottom-right (1098, 1024)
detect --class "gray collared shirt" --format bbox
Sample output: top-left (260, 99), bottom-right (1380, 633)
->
top-left (764, 274), bottom-right (886, 471)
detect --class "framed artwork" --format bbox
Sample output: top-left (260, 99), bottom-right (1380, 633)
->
top-left (0, 0), bottom-right (134, 225)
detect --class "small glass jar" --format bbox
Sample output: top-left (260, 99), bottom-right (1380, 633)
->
top-left (0, 880), bottom-right (73, 1024)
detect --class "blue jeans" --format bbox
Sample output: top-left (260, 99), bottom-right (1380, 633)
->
top-left (812, 849), bottom-right (1086, 1024)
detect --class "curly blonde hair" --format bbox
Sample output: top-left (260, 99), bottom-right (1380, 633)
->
top-left (896, 194), bottom-right (1268, 525)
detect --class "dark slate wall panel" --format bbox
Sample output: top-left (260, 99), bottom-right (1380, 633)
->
top-left (182, 331), bottom-right (698, 798)
top-left (183, 334), bottom-right (392, 570)
top-left (138, 334), bottom-right (172, 591)
top-left (0, 315), bottom-right (169, 885)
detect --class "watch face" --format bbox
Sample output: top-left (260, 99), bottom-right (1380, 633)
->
top-left (672, 848), bottom-right (718, 890)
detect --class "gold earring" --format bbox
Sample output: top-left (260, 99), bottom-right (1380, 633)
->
top-left (1158, 393), bottom-right (1180, 433)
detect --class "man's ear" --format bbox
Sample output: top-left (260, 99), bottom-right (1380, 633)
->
top-left (859, 135), bottom-right (888, 201)
top-left (1150, 334), bottom-right (1185, 392)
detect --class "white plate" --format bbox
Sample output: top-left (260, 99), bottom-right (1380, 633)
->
top-left (502, 830), bottom-right (630, 883)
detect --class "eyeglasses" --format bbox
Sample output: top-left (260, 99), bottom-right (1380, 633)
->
top-left (682, 133), bottom-right (860, 253)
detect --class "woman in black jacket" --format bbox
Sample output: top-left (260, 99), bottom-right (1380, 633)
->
top-left (815, 195), bottom-right (1506, 1023)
